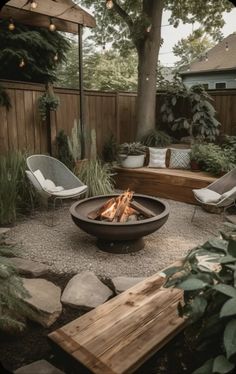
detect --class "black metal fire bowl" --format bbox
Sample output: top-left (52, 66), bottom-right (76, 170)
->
top-left (70, 194), bottom-right (169, 253)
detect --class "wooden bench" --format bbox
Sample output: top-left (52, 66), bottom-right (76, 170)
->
top-left (114, 167), bottom-right (216, 204)
top-left (49, 271), bottom-right (186, 374)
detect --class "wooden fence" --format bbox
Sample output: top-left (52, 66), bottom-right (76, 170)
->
top-left (1, 80), bottom-right (236, 156)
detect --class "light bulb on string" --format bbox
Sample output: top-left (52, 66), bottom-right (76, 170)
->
top-left (30, 0), bottom-right (38, 9)
top-left (106, 0), bottom-right (114, 10)
top-left (146, 25), bottom-right (152, 33)
top-left (54, 53), bottom-right (58, 62)
top-left (205, 53), bottom-right (208, 62)
top-left (49, 19), bottom-right (56, 32)
top-left (8, 18), bottom-right (15, 31)
top-left (225, 42), bottom-right (229, 51)
top-left (19, 58), bottom-right (25, 68)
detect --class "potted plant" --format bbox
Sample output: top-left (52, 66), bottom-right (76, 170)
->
top-left (189, 143), bottom-right (204, 171)
top-left (118, 142), bottom-right (146, 168)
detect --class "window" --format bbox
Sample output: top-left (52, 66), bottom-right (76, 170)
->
top-left (215, 82), bottom-right (226, 89)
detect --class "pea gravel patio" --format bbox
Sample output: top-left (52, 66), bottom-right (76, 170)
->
top-left (9, 199), bottom-right (223, 277)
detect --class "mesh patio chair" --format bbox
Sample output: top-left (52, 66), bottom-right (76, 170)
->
top-left (26, 155), bottom-right (87, 224)
top-left (192, 168), bottom-right (236, 220)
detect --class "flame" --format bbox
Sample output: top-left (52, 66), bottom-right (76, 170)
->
top-left (100, 190), bottom-right (136, 222)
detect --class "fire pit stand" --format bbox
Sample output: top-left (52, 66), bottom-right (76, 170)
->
top-left (70, 194), bottom-right (169, 254)
top-left (97, 238), bottom-right (145, 253)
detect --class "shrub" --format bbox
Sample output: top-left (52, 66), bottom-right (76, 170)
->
top-left (76, 159), bottom-right (114, 197)
top-left (0, 152), bottom-right (37, 225)
top-left (56, 130), bottom-right (75, 170)
top-left (141, 129), bottom-right (172, 147)
top-left (165, 223), bottom-right (236, 373)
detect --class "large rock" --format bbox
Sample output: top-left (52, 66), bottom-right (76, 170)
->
top-left (112, 276), bottom-right (146, 294)
top-left (14, 360), bottom-right (64, 374)
top-left (61, 271), bottom-right (113, 309)
top-left (9, 257), bottom-right (50, 277)
top-left (0, 227), bottom-right (10, 237)
top-left (22, 278), bottom-right (62, 327)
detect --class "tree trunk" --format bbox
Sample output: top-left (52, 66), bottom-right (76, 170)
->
top-left (136, 0), bottom-right (164, 140)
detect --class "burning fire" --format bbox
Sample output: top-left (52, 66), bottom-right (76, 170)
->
top-left (88, 190), bottom-right (155, 223)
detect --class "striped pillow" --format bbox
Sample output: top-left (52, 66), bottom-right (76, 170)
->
top-left (148, 148), bottom-right (167, 168)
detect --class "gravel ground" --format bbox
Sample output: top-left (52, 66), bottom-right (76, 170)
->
top-left (9, 199), bottom-right (223, 278)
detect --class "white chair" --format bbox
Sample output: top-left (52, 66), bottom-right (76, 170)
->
top-left (26, 155), bottom-right (87, 224)
top-left (192, 168), bottom-right (236, 220)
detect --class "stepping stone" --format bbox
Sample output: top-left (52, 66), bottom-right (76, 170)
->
top-left (14, 359), bottom-right (64, 374)
top-left (9, 257), bottom-right (50, 277)
top-left (0, 227), bottom-right (10, 236)
top-left (21, 278), bottom-right (62, 327)
top-left (61, 271), bottom-right (113, 309)
top-left (112, 276), bottom-right (146, 294)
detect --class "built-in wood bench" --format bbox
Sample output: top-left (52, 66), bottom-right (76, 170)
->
top-left (49, 270), bottom-right (186, 374)
top-left (114, 167), bottom-right (217, 204)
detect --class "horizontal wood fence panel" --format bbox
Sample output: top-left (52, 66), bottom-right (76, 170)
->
top-left (1, 80), bottom-right (236, 156)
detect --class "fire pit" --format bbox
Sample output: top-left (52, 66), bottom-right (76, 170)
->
top-left (70, 193), bottom-right (169, 253)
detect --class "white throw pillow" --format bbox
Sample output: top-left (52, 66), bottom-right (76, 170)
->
top-left (33, 169), bottom-right (45, 186)
top-left (148, 148), bottom-right (167, 168)
top-left (193, 188), bottom-right (221, 204)
top-left (220, 186), bottom-right (236, 200)
top-left (169, 148), bottom-right (191, 169)
top-left (43, 179), bottom-right (64, 193)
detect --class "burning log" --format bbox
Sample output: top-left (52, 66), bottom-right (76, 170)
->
top-left (88, 190), bottom-right (156, 223)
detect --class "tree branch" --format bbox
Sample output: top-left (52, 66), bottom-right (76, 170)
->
top-left (112, 1), bottom-right (133, 29)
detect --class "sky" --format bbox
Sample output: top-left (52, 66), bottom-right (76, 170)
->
top-left (159, 8), bottom-right (236, 66)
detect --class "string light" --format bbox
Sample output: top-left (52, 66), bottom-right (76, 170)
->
top-left (54, 53), bottom-right (58, 62)
top-left (8, 18), bottom-right (15, 31)
top-left (30, 0), bottom-right (38, 9)
top-left (146, 25), bottom-right (152, 33)
top-left (106, 0), bottom-right (114, 9)
top-left (19, 58), bottom-right (25, 68)
top-left (205, 53), bottom-right (208, 62)
top-left (225, 42), bottom-right (229, 51)
top-left (49, 18), bottom-right (56, 31)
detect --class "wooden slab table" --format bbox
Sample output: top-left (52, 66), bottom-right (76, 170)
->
top-left (49, 271), bottom-right (187, 374)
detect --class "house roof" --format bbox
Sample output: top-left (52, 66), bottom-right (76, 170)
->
top-left (181, 33), bottom-right (236, 76)
top-left (0, 0), bottom-right (96, 33)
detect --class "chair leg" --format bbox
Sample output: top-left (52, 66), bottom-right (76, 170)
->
top-left (191, 205), bottom-right (198, 223)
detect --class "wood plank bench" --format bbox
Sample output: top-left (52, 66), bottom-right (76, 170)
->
top-left (49, 271), bottom-right (187, 374)
top-left (114, 167), bottom-right (216, 204)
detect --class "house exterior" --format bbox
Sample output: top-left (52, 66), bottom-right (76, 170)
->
top-left (180, 33), bottom-right (236, 89)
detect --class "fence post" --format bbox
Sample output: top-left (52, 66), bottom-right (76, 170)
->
top-left (116, 91), bottom-right (120, 143)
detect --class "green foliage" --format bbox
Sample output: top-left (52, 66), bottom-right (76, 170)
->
top-left (38, 92), bottom-right (59, 121)
top-left (57, 41), bottom-right (138, 91)
top-left (0, 85), bottom-right (11, 110)
top-left (222, 136), bottom-right (236, 164)
top-left (165, 223), bottom-right (236, 373)
top-left (141, 129), bottom-right (172, 147)
top-left (80, 1), bottom-right (232, 54)
top-left (0, 20), bottom-right (70, 84)
top-left (102, 134), bottom-right (119, 162)
top-left (190, 143), bottom-right (235, 176)
top-left (161, 83), bottom-right (221, 142)
top-left (0, 152), bottom-right (37, 225)
top-left (119, 142), bottom-right (146, 155)
top-left (0, 243), bottom-right (34, 333)
top-left (56, 130), bottom-right (75, 170)
top-left (76, 159), bottom-right (115, 197)
top-left (67, 120), bottom-right (82, 163)
top-left (173, 29), bottom-right (217, 71)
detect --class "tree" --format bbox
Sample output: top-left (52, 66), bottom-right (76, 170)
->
top-left (0, 19), bottom-right (70, 84)
top-left (173, 29), bottom-right (217, 71)
top-left (80, 0), bottom-right (233, 140)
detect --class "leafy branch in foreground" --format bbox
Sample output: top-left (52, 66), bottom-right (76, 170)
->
top-left (165, 223), bottom-right (236, 373)
top-left (0, 243), bottom-right (34, 333)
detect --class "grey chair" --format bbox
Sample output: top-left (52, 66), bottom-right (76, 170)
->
top-left (26, 155), bottom-right (87, 224)
top-left (192, 168), bottom-right (236, 219)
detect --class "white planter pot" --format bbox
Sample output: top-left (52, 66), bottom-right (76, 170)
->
top-left (120, 154), bottom-right (145, 168)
